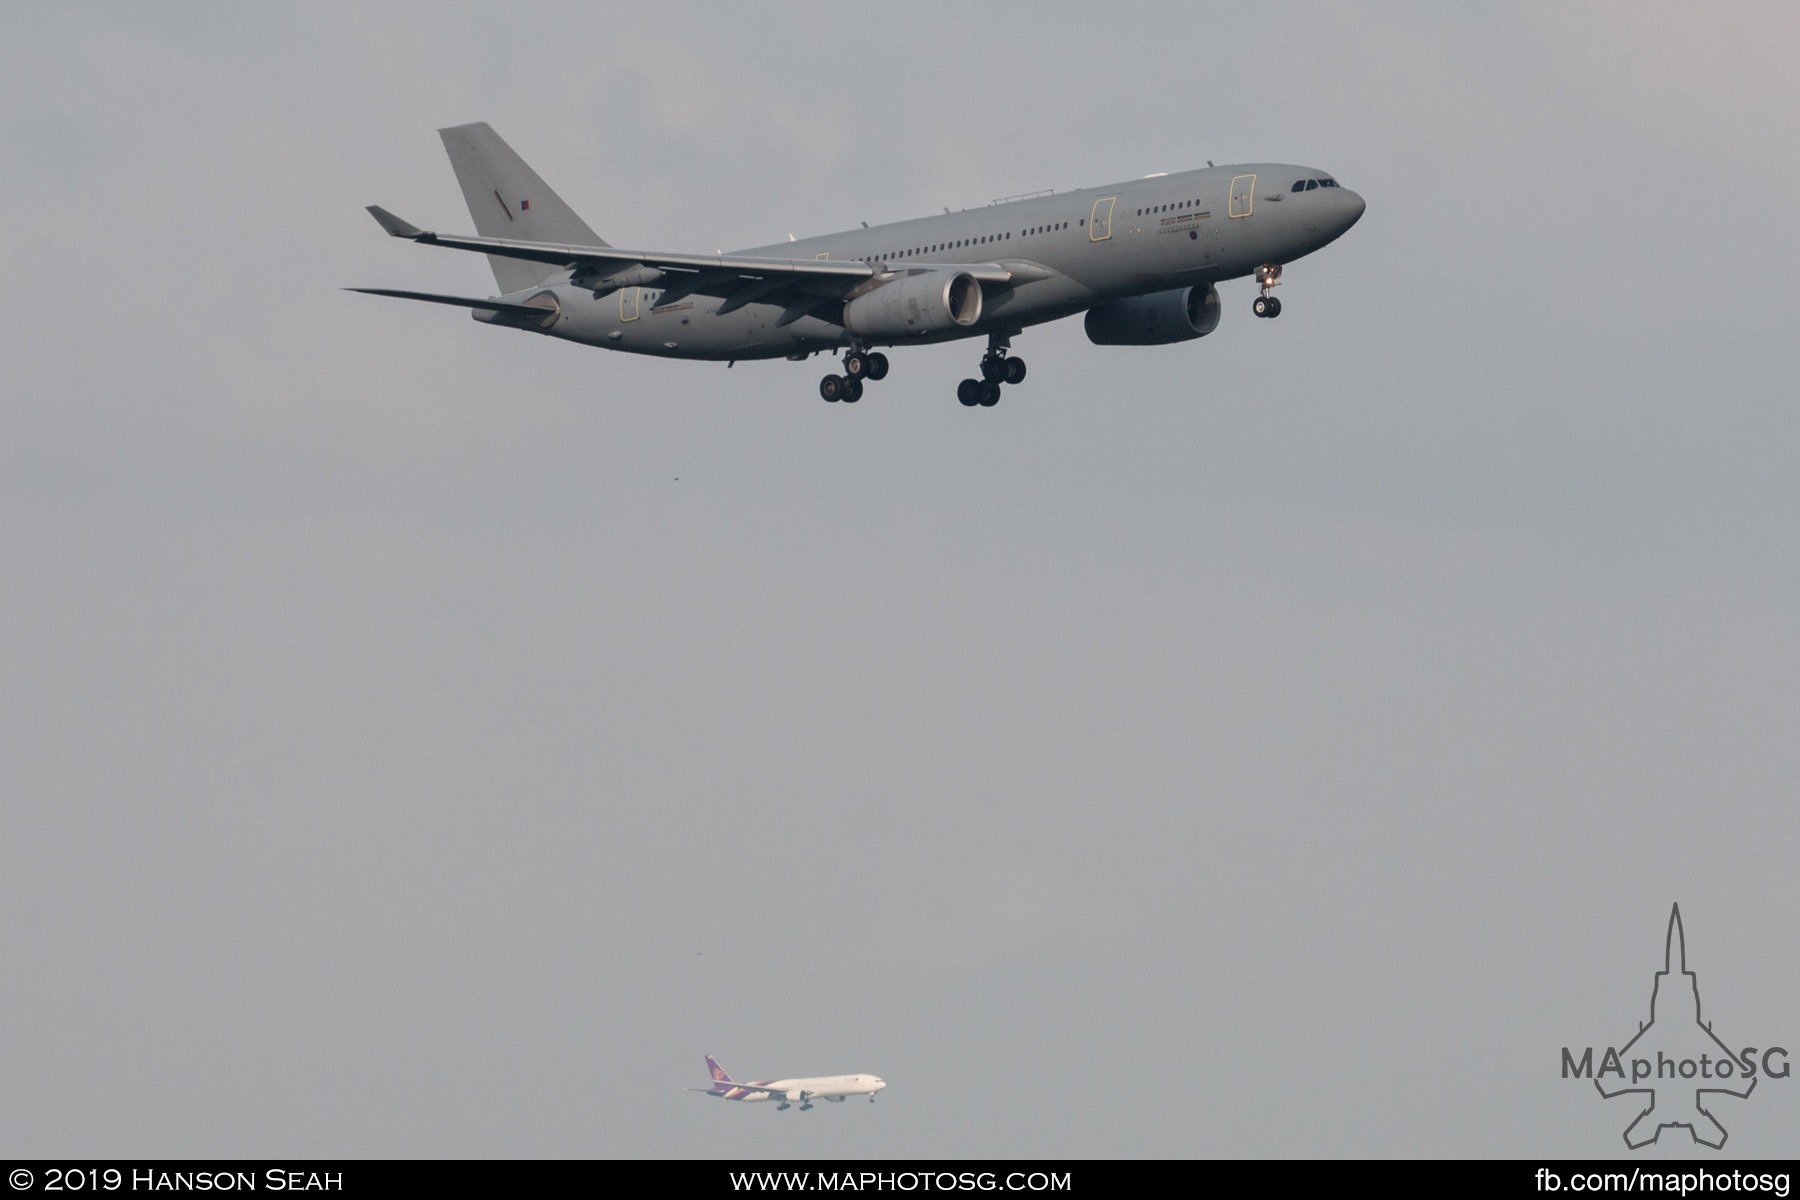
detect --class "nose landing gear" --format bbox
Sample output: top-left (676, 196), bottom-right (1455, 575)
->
top-left (1253, 264), bottom-right (1283, 318)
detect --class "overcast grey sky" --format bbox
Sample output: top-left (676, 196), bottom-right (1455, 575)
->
top-left (4, 2), bottom-right (1797, 1159)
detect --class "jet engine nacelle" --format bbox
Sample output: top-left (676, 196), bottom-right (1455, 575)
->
top-left (1083, 285), bottom-right (1222, 345)
top-left (843, 270), bottom-right (983, 339)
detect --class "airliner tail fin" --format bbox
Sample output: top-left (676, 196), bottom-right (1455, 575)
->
top-left (438, 121), bottom-right (606, 292)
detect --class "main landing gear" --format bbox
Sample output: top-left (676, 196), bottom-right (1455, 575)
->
top-left (819, 349), bottom-right (889, 404)
top-left (1253, 263), bottom-right (1283, 318)
top-left (957, 336), bottom-right (1027, 408)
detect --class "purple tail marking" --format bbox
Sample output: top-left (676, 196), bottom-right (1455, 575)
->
top-left (706, 1055), bottom-right (733, 1091)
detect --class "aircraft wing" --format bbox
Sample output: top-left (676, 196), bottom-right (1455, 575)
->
top-left (343, 287), bottom-right (557, 319)
top-left (685, 1083), bottom-right (784, 1097)
top-left (365, 207), bottom-right (1018, 309)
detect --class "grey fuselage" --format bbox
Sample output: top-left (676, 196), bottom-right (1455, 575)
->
top-left (478, 163), bottom-right (1365, 361)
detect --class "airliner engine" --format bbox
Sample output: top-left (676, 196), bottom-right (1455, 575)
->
top-left (1083, 285), bottom-right (1222, 345)
top-left (843, 270), bottom-right (983, 339)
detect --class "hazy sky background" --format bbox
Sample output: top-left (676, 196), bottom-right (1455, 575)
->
top-left (4, 2), bottom-right (1797, 1159)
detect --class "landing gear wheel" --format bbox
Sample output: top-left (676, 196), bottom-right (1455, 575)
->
top-left (978, 380), bottom-right (1001, 407)
top-left (820, 375), bottom-right (844, 402)
top-left (981, 356), bottom-right (1007, 382)
top-left (843, 377), bottom-right (863, 403)
top-left (957, 378), bottom-right (982, 407)
top-left (1003, 357), bottom-right (1027, 385)
top-left (1253, 296), bottom-right (1270, 318)
top-left (844, 351), bottom-right (869, 379)
top-left (1265, 296), bottom-right (1282, 318)
top-left (865, 352), bottom-right (890, 381)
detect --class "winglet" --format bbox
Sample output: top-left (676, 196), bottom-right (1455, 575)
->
top-left (366, 205), bottom-right (425, 239)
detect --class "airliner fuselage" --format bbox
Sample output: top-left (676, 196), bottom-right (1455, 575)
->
top-left (692, 1057), bottom-right (886, 1111)
top-left (356, 125), bottom-right (1365, 407)
top-left (533, 164), bottom-right (1363, 362)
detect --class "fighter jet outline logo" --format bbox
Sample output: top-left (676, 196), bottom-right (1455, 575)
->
top-left (1595, 904), bottom-right (1755, 1149)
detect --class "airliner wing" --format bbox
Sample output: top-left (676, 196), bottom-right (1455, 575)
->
top-left (366, 207), bottom-right (1018, 308)
top-left (343, 287), bottom-right (555, 319)
top-left (369, 206), bottom-right (870, 290)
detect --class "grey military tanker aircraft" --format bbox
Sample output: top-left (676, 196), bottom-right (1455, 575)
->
top-left (353, 123), bottom-right (1365, 407)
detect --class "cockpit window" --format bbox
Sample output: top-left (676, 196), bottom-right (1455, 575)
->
top-left (1321, 178), bottom-right (1338, 187)
top-left (1291, 180), bottom-right (1306, 192)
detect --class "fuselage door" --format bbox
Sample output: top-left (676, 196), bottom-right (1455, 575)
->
top-left (1090, 196), bottom-right (1116, 242)
top-left (620, 287), bottom-right (640, 322)
top-left (1229, 174), bottom-right (1256, 219)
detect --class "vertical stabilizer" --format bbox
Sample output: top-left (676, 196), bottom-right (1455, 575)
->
top-left (438, 122), bottom-right (607, 292)
top-left (705, 1055), bottom-right (733, 1089)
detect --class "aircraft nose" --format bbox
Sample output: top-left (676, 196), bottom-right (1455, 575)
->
top-left (1340, 188), bottom-right (1367, 230)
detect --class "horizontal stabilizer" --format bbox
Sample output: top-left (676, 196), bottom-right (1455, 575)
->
top-left (344, 287), bottom-right (556, 320)
top-left (366, 206), bottom-right (424, 238)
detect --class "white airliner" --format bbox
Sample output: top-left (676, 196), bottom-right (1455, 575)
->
top-left (353, 123), bottom-right (1364, 407)
top-left (689, 1055), bottom-right (886, 1111)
